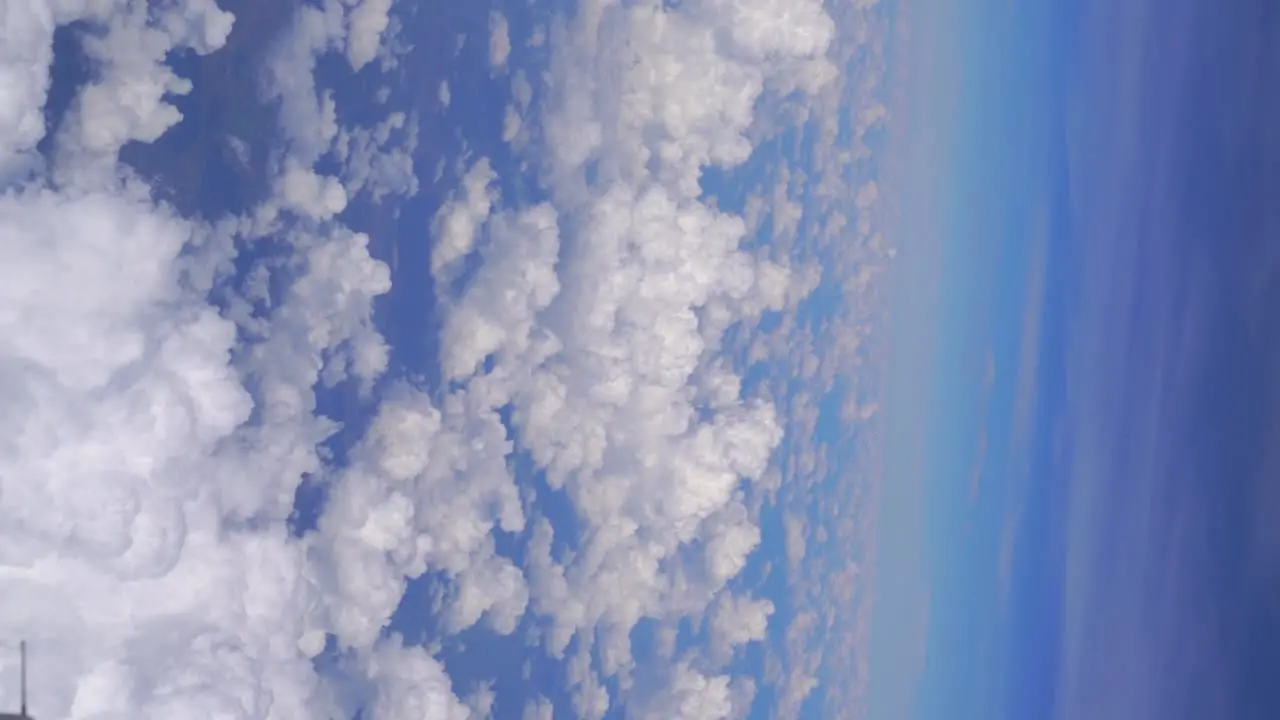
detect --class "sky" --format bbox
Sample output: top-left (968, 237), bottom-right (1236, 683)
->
top-left (20, 0), bottom-right (1280, 719)
top-left (870, 0), bottom-right (1280, 719)
top-left (1053, 0), bottom-right (1280, 717)
top-left (30, 0), bottom-right (1280, 716)
top-left (0, 1), bottom-right (893, 719)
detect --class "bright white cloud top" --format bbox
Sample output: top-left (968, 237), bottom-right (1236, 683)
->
top-left (0, 0), bottom-right (892, 718)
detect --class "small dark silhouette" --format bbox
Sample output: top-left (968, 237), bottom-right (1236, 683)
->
top-left (0, 641), bottom-right (31, 720)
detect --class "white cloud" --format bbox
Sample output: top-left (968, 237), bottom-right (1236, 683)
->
top-left (361, 636), bottom-right (472, 720)
top-left (45, 1), bottom-right (232, 184)
top-left (465, 682), bottom-right (496, 719)
top-left (0, 150), bottom-right (341, 720)
top-left (0, 0), bottom-right (883, 716)
top-left (345, 0), bottom-right (394, 71)
top-left (0, 0), bottom-right (470, 717)
top-left (430, 159), bottom-right (498, 283)
top-left (260, 226), bottom-right (392, 392)
top-left (277, 160), bottom-right (350, 220)
top-left (313, 381), bottom-right (527, 649)
top-left (522, 696), bottom-right (554, 720)
top-left (638, 663), bottom-right (733, 720)
top-left (688, 0), bottom-right (833, 61)
top-left (511, 70), bottom-right (533, 112)
top-left (707, 593), bottom-right (774, 663)
top-left (0, 4), bottom-right (56, 168)
top-left (439, 201), bottom-right (561, 382)
top-left (775, 665), bottom-right (819, 716)
top-left (421, 0), bottom-right (839, 711)
top-left (335, 111), bottom-right (420, 204)
top-left (395, 0), bottom-right (882, 712)
top-left (488, 11), bottom-right (511, 73)
top-left (568, 654), bottom-right (612, 720)
top-left (261, 0), bottom-right (347, 165)
top-left (502, 103), bottom-right (523, 145)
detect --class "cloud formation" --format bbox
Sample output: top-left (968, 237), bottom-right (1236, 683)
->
top-left (0, 0), bottom-right (891, 716)
top-left (0, 0), bottom-right (452, 717)
top-left (411, 0), bottom-right (848, 714)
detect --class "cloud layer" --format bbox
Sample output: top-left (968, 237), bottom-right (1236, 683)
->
top-left (0, 0), bottom-right (891, 717)
top-left (0, 0), bottom-right (420, 716)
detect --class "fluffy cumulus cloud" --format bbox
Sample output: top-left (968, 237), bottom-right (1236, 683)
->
top-left (0, 0), bottom-right (855, 716)
top-left (312, 381), bottom-right (528, 649)
top-left (633, 661), bottom-right (757, 720)
top-left (489, 11), bottom-right (512, 73)
top-left (344, 0), bottom-right (393, 71)
top-left (0, 0), bottom-right (451, 717)
top-left (360, 637), bottom-right (471, 720)
top-left (708, 593), bottom-right (775, 663)
top-left (412, 0), bottom-right (838, 714)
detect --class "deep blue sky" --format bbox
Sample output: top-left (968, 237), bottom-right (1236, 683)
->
top-left (1055, 0), bottom-right (1280, 717)
top-left (873, 0), bottom-right (1280, 718)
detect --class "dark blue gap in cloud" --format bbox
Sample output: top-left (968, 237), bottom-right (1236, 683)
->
top-left (39, 22), bottom-right (94, 163)
top-left (289, 0), bottom-right (495, 534)
top-left (124, 0), bottom-right (293, 217)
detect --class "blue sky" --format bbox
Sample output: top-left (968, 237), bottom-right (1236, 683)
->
top-left (869, 0), bottom-right (1072, 716)
top-left (873, 0), bottom-right (1280, 718)
top-left (1052, 0), bottom-right (1280, 717)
